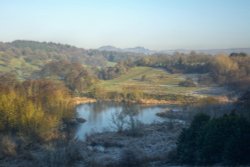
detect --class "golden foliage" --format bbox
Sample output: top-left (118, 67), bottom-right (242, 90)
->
top-left (0, 77), bottom-right (74, 141)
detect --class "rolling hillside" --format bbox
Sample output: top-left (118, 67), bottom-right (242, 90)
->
top-left (98, 66), bottom-right (215, 97)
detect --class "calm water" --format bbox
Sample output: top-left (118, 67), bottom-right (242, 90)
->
top-left (75, 102), bottom-right (177, 140)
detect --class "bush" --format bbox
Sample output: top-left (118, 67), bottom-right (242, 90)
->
top-left (0, 135), bottom-right (17, 157)
top-left (178, 78), bottom-right (196, 87)
top-left (176, 113), bottom-right (210, 164)
top-left (36, 140), bottom-right (82, 167)
top-left (0, 78), bottom-right (74, 141)
top-left (176, 112), bottom-right (250, 165)
top-left (119, 148), bottom-right (147, 167)
top-left (197, 97), bottom-right (218, 105)
top-left (111, 110), bottom-right (143, 136)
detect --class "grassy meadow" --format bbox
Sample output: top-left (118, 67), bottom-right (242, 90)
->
top-left (98, 66), bottom-right (210, 98)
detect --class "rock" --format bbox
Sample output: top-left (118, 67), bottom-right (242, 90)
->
top-left (156, 109), bottom-right (173, 118)
top-left (76, 117), bottom-right (86, 123)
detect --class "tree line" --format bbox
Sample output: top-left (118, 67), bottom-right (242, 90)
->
top-left (136, 52), bottom-right (250, 92)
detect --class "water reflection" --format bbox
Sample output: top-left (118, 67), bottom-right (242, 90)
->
top-left (75, 102), bottom-right (167, 140)
top-left (75, 102), bottom-right (233, 140)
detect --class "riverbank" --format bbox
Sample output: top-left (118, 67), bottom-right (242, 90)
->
top-left (70, 97), bottom-right (97, 105)
top-left (138, 99), bottom-right (181, 105)
top-left (71, 96), bottom-right (183, 106)
top-left (0, 121), bottom-right (185, 167)
top-left (71, 95), bottom-right (232, 106)
top-left (81, 121), bottom-right (186, 166)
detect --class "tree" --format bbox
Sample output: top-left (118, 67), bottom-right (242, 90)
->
top-left (210, 55), bottom-right (239, 84)
top-left (176, 113), bottom-right (210, 164)
top-left (0, 75), bottom-right (74, 141)
top-left (176, 113), bottom-right (250, 165)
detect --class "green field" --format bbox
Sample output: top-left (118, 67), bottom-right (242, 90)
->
top-left (98, 66), bottom-right (208, 97)
top-left (0, 56), bottom-right (40, 80)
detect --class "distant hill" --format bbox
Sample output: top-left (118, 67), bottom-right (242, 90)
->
top-left (0, 40), bottom-right (108, 79)
top-left (98, 46), bottom-right (155, 54)
top-left (124, 47), bottom-right (155, 54)
top-left (10, 40), bottom-right (78, 51)
top-left (98, 45), bottom-right (122, 52)
top-left (198, 48), bottom-right (250, 55)
top-left (0, 40), bottom-right (152, 79)
top-left (160, 48), bottom-right (250, 55)
top-left (0, 39), bottom-right (250, 80)
top-left (99, 45), bottom-right (250, 55)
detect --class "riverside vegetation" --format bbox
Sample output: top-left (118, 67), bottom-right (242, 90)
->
top-left (0, 40), bottom-right (250, 166)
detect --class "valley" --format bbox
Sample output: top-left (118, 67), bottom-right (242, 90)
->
top-left (0, 40), bottom-right (249, 167)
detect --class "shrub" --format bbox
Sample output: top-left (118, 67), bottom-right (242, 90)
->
top-left (119, 148), bottom-right (147, 167)
top-left (0, 135), bottom-right (17, 157)
top-left (178, 78), bottom-right (196, 87)
top-left (176, 113), bottom-right (210, 164)
top-left (36, 140), bottom-right (82, 167)
top-left (176, 112), bottom-right (250, 165)
top-left (0, 78), bottom-right (74, 141)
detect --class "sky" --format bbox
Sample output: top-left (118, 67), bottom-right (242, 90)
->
top-left (0, 0), bottom-right (250, 50)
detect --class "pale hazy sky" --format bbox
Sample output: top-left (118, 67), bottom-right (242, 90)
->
top-left (0, 0), bottom-right (250, 50)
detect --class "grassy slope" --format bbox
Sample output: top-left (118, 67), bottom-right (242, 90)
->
top-left (0, 54), bottom-right (40, 79)
top-left (99, 66), bottom-right (208, 97)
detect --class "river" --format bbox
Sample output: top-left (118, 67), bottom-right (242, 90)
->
top-left (75, 102), bottom-right (180, 140)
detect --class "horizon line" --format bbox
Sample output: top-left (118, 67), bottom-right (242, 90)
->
top-left (2, 39), bottom-right (250, 51)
